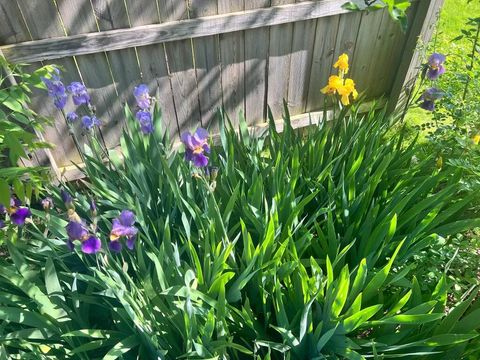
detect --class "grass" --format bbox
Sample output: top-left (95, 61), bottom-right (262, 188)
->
top-left (403, 0), bottom-right (480, 140)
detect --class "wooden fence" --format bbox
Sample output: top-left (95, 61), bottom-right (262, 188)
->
top-left (0, 0), bottom-right (443, 179)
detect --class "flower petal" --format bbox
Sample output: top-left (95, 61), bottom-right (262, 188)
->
top-left (82, 236), bottom-right (101, 254)
top-left (193, 153), bottom-right (209, 167)
top-left (10, 208), bottom-right (31, 226)
top-left (119, 210), bottom-right (135, 227)
top-left (109, 240), bottom-right (122, 253)
top-left (126, 235), bottom-right (136, 250)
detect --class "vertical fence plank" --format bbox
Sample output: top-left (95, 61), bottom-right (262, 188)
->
top-left (125, 0), bottom-right (178, 137)
top-left (306, 15), bottom-right (340, 112)
top-left (158, 0), bottom-right (201, 134)
top-left (267, 0), bottom-right (295, 119)
top-left (189, 0), bottom-right (222, 131)
top-left (287, 0), bottom-right (318, 115)
top-left (350, 10), bottom-right (386, 95)
top-left (56, 0), bottom-right (123, 159)
top-left (218, 0), bottom-right (245, 125)
top-left (244, 0), bottom-right (270, 125)
top-left (368, 11), bottom-right (407, 98)
top-left (90, 0), bottom-right (142, 147)
top-left (15, 0), bottom-right (84, 167)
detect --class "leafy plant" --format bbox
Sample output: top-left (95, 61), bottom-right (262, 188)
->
top-left (1, 94), bottom-right (479, 359)
top-left (342, 0), bottom-right (412, 32)
top-left (0, 58), bottom-right (55, 207)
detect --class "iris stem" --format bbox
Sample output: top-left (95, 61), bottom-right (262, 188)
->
top-left (60, 109), bottom-right (85, 162)
top-left (461, 21), bottom-right (480, 102)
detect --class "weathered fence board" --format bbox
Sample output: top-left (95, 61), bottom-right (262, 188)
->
top-left (159, 0), bottom-right (202, 133)
top-left (126, 0), bottom-right (179, 137)
top-left (15, 0), bottom-right (84, 167)
top-left (0, 0), bottom-right (354, 63)
top-left (244, 0), bottom-right (270, 124)
top-left (0, 0), bottom-right (442, 178)
top-left (218, 0), bottom-right (245, 123)
top-left (190, 0), bottom-right (222, 130)
top-left (288, 14), bottom-right (317, 114)
top-left (305, 14), bottom-right (340, 112)
top-left (267, 0), bottom-right (295, 119)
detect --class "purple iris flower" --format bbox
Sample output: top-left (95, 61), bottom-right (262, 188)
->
top-left (67, 82), bottom-right (91, 106)
top-left (66, 221), bottom-right (88, 241)
top-left (41, 197), bottom-right (54, 211)
top-left (0, 220), bottom-right (4, 229)
top-left (181, 128), bottom-right (210, 167)
top-left (419, 87), bottom-right (444, 111)
top-left (135, 110), bottom-right (154, 134)
top-left (133, 84), bottom-right (151, 110)
top-left (67, 112), bottom-right (79, 122)
top-left (10, 207), bottom-right (31, 226)
top-left (81, 236), bottom-right (101, 254)
top-left (81, 116), bottom-right (101, 130)
top-left (109, 241), bottom-right (122, 253)
top-left (0, 204), bottom-right (5, 215)
top-left (109, 210), bottom-right (138, 252)
top-left (66, 220), bottom-right (101, 253)
top-left (53, 94), bottom-right (68, 110)
top-left (42, 69), bottom-right (68, 110)
top-left (427, 53), bottom-right (446, 80)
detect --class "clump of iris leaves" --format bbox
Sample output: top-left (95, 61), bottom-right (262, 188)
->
top-left (1, 101), bottom-right (480, 360)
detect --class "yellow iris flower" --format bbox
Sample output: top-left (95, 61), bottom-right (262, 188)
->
top-left (472, 134), bottom-right (480, 145)
top-left (321, 54), bottom-right (358, 106)
top-left (321, 75), bottom-right (343, 95)
top-left (334, 53), bottom-right (349, 74)
top-left (337, 78), bottom-right (358, 106)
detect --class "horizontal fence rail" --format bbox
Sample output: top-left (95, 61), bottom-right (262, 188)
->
top-left (1, 0), bottom-right (352, 63)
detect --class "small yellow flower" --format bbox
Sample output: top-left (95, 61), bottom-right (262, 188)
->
top-left (337, 78), bottom-right (358, 106)
top-left (334, 53), bottom-right (349, 75)
top-left (344, 79), bottom-right (358, 99)
top-left (321, 75), bottom-right (343, 95)
top-left (472, 134), bottom-right (480, 145)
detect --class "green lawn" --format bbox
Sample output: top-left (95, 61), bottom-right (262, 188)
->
top-left (404, 0), bottom-right (480, 139)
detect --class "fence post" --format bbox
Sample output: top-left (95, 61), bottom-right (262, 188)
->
top-left (387, 0), bottom-right (445, 115)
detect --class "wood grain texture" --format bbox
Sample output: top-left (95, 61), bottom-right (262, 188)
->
top-left (190, 0), bottom-right (222, 130)
top-left (0, 1), bottom-right (29, 45)
top-left (89, 0), bottom-right (142, 149)
top-left (244, 0), bottom-right (270, 125)
top-left (56, 0), bottom-right (124, 156)
top-left (305, 15), bottom-right (340, 112)
top-left (368, 9), bottom-right (407, 98)
top-left (267, 0), bottom-right (295, 119)
top-left (218, 0), bottom-right (245, 124)
top-left (1, 0), bottom-right (353, 63)
top-left (349, 9), bottom-right (385, 95)
top-left (125, 0), bottom-right (178, 137)
top-left (158, 0), bottom-right (201, 134)
top-left (287, 15), bottom-right (317, 115)
top-left (15, 0), bottom-right (84, 167)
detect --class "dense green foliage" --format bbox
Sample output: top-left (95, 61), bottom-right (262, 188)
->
top-left (0, 59), bottom-right (54, 207)
top-left (1, 102), bottom-right (479, 359)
